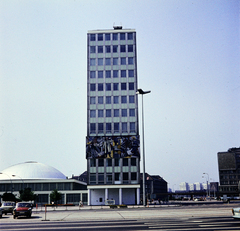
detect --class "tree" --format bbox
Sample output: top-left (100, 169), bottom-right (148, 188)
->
top-left (2, 192), bottom-right (16, 202)
top-left (19, 188), bottom-right (36, 201)
top-left (50, 189), bottom-right (62, 205)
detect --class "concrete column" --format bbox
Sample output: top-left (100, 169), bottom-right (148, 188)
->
top-left (137, 188), bottom-right (140, 205)
top-left (119, 188), bottom-right (122, 205)
top-left (88, 189), bottom-right (91, 206)
top-left (64, 193), bottom-right (67, 204)
top-left (105, 188), bottom-right (108, 203)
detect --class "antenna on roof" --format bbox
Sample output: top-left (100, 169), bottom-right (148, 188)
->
top-left (113, 22), bottom-right (122, 30)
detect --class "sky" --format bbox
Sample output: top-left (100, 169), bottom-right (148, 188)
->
top-left (0, 0), bottom-right (239, 190)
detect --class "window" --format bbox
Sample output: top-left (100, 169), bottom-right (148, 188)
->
top-left (113, 33), bottom-right (118, 40)
top-left (98, 123), bottom-right (103, 133)
top-left (90, 110), bottom-right (96, 118)
top-left (113, 83), bottom-right (118, 90)
top-left (120, 33), bottom-right (125, 40)
top-left (113, 58), bottom-right (118, 65)
top-left (107, 159), bottom-right (112, 166)
top-left (128, 33), bottom-right (133, 40)
top-left (115, 158), bottom-right (120, 166)
top-left (113, 96), bottom-right (119, 104)
top-left (98, 159), bottom-right (104, 166)
top-left (129, 70), bottom-right (134, 77)
top-left (105, 33), bottom-right (110, 40)
top-left (113, 45), bottom-right (118, 53)
top-left (90, 97), bottom-right (95, 104)
top-left (106, 109), bottom-right (111, 117)
top-left (98, 33), bottom-right (103, 41)
top-left (106, 123), bottom-right (111, 133)
top-left (131, 158), bottom-right (136, 166)
top-left (98, 71), bottom-right (103, 78)
top-left (106, 83), bottom-right (111, 91)
top-left (122, 109), bottom-right (127, 117)
top-left (121, 70), bottom-right (126, 78)
top-left (121, 83), bottom-right (126, 90)
top-left (122, 122), bottom-right (127, 132)
top-left (90, 34), bottom-right (95, 41)
top-left (98, 58), bottom-right (103, 65)
top-left (123, 173), bottom-right (128, 181)
top-left (106, 70), bottom-right (111, 77)
top-left (90, 123), bottom-right (96, 133)
top-left (129, 95), bottom-right (135, 103)
top-left (90, 46), bottom-right (95, 53)
top-left (131, 172), bottom-right (137, 181)
top-left (106, 96), bottom-right (111, 104)
top-left (123, 158), bottom-right (128, 166)
top-left (114, 109), bottom-right (119, 117)
top-left (105, 58), bottom-right (111, 65)
top-left (90, 58), bottom-right (95, 66)
top-left (90, 71), bottom-right (95, 78)
top-left (107, 174), bottom-right (112, 183)
top-left (120, 45), bottom-right (126, 52)
top-left (98, 96), bottom-right (103, 104)
top-left (90, 173), bottom-right (96, 183)
top-left (98, 46), bottom-right (103, 53)
top-left (98, 174), bottom-right (104, 183)
top-left (90, 159), bottom-right (96, 167)
top-left (98, 83), bottom-right (103, 91)
top-left (114, 123), bottom-right (119, 132)
top-left (106, 46), bottom-right (111, 53)
top-left (130, 122), bottom-right (135, 132)
top-left (128, 45), bottom-right (133, 52)
top-left (115, 173), bottom-right (120, 181)
top-left (98, 110), bottom-right (103, 117)
top-left (128, 57), bottom-right (134, 65)
top-left (121, 57), bottom-right (126, 65)
top-left (129, 109), bottom-right (135, 117)
top-left (90, 84), bottom-right (95, 91)
top-left (121, 96), bottom-right (127, 103)
top-left (129, 82), bottom-right (134, 90)
top-left (113, 70), bottom-right (118, 78)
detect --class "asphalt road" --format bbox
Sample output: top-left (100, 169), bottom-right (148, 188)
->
top-left (1, 202), bottom-right (240, 230)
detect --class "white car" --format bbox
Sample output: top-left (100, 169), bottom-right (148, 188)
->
top-left (232, 207), bottom-right (240, 219)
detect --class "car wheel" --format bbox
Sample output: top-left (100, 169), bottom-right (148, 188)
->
top-left (5, 213), bottom-right (7, 215)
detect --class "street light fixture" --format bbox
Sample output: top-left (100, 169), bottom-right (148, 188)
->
top-left (203, 173), bottom-right (210, 197)
top-left (136, 88), bottom-right (151, 206)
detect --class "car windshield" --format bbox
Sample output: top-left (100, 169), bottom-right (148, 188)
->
top-left (3, 203), bottom-right (14, 206)
top-left (17, 203), bottom-right (31, 208)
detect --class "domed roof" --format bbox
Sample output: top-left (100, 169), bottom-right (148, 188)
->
top-left (0, 161), bottom-right (66, 180)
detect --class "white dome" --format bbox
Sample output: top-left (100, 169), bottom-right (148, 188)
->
top-left (0, 161), bottom-right (66, 180)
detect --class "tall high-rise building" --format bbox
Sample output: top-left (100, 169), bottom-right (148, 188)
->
top-left (86, 26), bottom-right (140, 205)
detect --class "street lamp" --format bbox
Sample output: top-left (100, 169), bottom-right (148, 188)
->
top-left (203, 173), bottom-right (209, 198)
top-left (136, 88), bottom-right (151, 206)
top-left (0, 172), bottom-right (13, 193)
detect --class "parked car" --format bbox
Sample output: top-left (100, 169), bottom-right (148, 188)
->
top-left (1, 202), bottom-right (16, 215)
top-left (0, 207), bottom-right (3, 218)
top-left (13, 202), bottom-right (32, 219)
top-left (232, 207), bottom-right (240, 219)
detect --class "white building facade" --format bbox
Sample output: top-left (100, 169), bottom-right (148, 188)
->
top-left (86, 27), bottom-right (140, 205)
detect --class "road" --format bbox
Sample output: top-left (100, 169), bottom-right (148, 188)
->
top-left (1, 202), bottom-right (240, 230)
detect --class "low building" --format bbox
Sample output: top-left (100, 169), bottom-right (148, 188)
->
top-left (0, 162), bottom-right (88, 205)
top-left (218, 147), bottom-right (240, 196)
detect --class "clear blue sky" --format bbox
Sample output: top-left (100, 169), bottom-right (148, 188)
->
top-left (0, 0), bottom-right (239, 190)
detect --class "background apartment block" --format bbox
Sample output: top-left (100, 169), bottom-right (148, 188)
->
top-left (86, 27), bottom-right (140, 205)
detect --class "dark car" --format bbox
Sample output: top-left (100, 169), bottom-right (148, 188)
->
top-left (13, 202), bottom-right (32, 219)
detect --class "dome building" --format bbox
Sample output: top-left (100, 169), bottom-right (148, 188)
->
top-left (0, 162), bottom-right (87, 205)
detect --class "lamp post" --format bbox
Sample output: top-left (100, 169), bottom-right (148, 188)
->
top-left (0, 172), bottom-right (13, 193)
top-left (203, 173), bottom-right (209, 198)
top-left (136, 88), bottom-right (151, 206)
top-left (12, 174), bottom-right (24, 191)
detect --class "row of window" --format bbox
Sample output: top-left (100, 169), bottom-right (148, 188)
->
top-left (90, 172), bottom-right (137, 184)
top-left (90, 82), bottom-right (134, 91)
top-left (90, 69), bottom-right (134, 78)
top-left (90, 95), bottom-right (135, 104)
top-left (90, 109), bottom-right (135, 118)
top-left (90, 158), bottom-right (137, 167)
top-left (90, 45), bottom-right (134, 53)
top-left (90, 32), bottom-right (134, 41)
top-left (90, 122), bottom-right (136, 134)
top-left (90, 58), bottom-right (134, 67)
